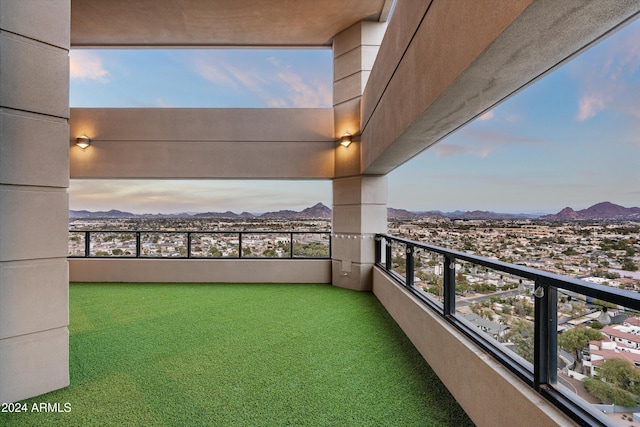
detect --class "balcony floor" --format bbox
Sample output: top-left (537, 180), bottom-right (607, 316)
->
top-left (1, 283), bottom-right (473, 426)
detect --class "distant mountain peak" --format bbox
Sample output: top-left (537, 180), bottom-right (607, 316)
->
top-left (542, 202), bottom-right (640, 220)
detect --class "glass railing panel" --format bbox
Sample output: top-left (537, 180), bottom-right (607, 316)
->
top-left (68, 231), bottom-right (86, 257)
top-left (140, 232), bottom-right (188, 257)
top-left (453, 260), bottom-right (535, 366)
top-left (190, 233), bottom-right (239, 258)
top-left (89, 232), bottom-right (137, 257)
top-left (555, 293), bottom-right (640, 423)
top-left (292, 233), bottom-right (330, 258)
top-left (413, 248), bottom-right (445, 307)
top-left (241, 233), bottom-right (290, 258)
top-left (389, 239), bottom-right (406, 278)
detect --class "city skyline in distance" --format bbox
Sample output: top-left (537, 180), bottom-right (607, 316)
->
top-left (69, 18), bottom-right (640, 215)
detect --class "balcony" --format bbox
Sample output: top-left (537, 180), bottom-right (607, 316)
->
top-left (63, 228), bottom-right (633, 426)
top-left (4, 2), bottom-right (640, 425)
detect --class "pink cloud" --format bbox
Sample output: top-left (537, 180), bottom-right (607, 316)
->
top-left (478, 110), bottom-right (494, 121)
top-left (573, 23), bottom-right (640, 121)
top-left (276, 69), bottom-right (332, 108)
top-left (192, 57), bottom-right (238, 88)
top-left (193, 54), bottom-right (331, 108)
top-left (70, 51), bottom-right (110, 82)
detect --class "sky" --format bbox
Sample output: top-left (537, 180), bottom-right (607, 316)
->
top-left (69, 18), bottom-right (640, 215)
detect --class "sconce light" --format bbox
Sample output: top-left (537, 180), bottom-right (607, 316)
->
top-left (76, 135), bottom-right (91, 149)
top-left (340, 132), bottom-right (352, 147)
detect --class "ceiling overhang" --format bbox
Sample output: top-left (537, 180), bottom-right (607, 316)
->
top-left (71, 0), bottom-right (392, 48)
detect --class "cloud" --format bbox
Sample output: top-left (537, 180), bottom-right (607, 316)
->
top-left (70, 51), bottom-right (110, 82)
top-left (275, 68), bottom-right (332, 108)
top-left (155, 97), bottom-right (174, 107)
top-left (478, 110), bottom-right (494, 121)
top-left (576, 95), bottom-right (606, 121)
top-left (435, 128), bottom-right (546, 158)
top-left (433, 144), bottom-right (473, 157)
top-left (192, 57), bottom-right (238, 88)
top-left (191, 52), bottom-right (332, 108)
top-left (573, 21), bottom-right (640, 121)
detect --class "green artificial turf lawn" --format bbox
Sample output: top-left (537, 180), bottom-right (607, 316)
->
top-left (1, 283), bottom-right (474, 426)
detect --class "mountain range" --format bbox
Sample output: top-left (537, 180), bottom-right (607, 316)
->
top-left (69, 203), bottom-right (333, 220)
top-left (69, 201), bottom-right (640, 221)
top-left (540, 201), bottom-right (640, 221)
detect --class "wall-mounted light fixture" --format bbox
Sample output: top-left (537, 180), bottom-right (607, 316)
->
top-left (76, 135), bottom-right (91, 149)
top-left (340, 132), bottom-right (352, 147)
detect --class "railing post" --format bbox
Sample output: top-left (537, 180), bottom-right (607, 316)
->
top-left (290, 232), bottom-right (294, 258)
top-left (406, 244), bottom-right (414, 288)
top-left (534, 282), bottom-right (557, 390)
top-left (374, 235), bottom-right (381, 265)
top-left (136, 231), bottom-right (141, 258)
top-left (238, 232), bottom-right (243, 258)
top-left (443, 255), bottom-right (456, 316)
top-left (187, 232), bottom-right (192, 258)
top-left (385, 238), bottom-right (392, 271)
top-left (84, 231), bottom-right (91, 257)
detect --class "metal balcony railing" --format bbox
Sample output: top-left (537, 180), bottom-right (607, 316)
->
top-left (375, 233), bottom-right (640, 427)
top-left (69, 230), bottom-right (331, 259)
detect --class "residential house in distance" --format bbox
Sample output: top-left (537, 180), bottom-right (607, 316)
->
top-left (584, 318), bottom-right (640, 376)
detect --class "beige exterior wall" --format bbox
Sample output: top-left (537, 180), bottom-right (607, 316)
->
top-left (69, 259), bottom-right (331, 284)
top-left (373, 268), bottom-right (578, 427)
top-left (69, 108), bottom-right (335, 179)
top-left (0, 0), bottom-right (70, 403)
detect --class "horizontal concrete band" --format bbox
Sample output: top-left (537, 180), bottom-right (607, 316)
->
top-left (70, 108), bottom-right (334, 141)
top-left (70, 108), bottom-right (337, 179)
top-left (69, 258), bottom-right (332, 284)
top-left (372, 268), bottom-right (576, 427)
top-left (70, 139), bottom-right (336, 179)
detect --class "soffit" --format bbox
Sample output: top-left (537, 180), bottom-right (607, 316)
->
top-left (71, 0), bottom-right (388, 47)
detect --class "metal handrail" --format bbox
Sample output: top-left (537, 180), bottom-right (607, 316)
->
top-left (68, 230), bottom-right (331, 259)
top-left (375, 233), bottom-right (638, 427)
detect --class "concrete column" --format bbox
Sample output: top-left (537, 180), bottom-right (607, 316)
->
top-left (332, 21), bottom-right (388, 291)
top-left (332, 176), bottom-right (387, 291)
top-left (0, 0), bottom-right (70, 403)
top-left (333, 20), bottom-right (386, 177)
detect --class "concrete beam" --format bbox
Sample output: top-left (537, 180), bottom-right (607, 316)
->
top-left (69, 108), bottom-right (335, 179)
top-left (70, 0), bottom-right (386, 47)
top-left (361, 0), bottom-right (640, 174)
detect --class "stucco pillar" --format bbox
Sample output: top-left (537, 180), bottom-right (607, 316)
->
top-left (332, 21), bottom-right (387, 291)
top-left (333, 20), bottom-right (386, 177)
top-left (0, 0), bottom-right (70, 403)
top-left (332, 176), bottom-right (387, 291)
